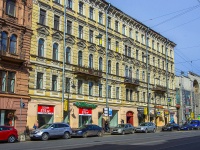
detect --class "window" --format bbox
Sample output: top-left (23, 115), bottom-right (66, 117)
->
top-left (78, 25), bottom-right (83, 39)
top-left (142, 52), bottom-right (144, 62)
top-left (136, 69), bottom-right (139, 79)
top-left (116, 41), bottom-right (119, 52)
top-left (137, 92), bottom-right (139, 101)
top-left (142, 71), bottom-right (145, 81)
top-left (108, 17), bottom-right (111, 28)
top-left (108, 38), bottom-right (111, 49)
top-left (158, 59), bottom-right (160, 68)
top-left (89, 54), bottom-right (93, 68)
top-left (152, 40), bottom-right (154, 49)
top-left (171, 64), bottom-right (173, 72)
top-left (54, 15), bottom-right (60, 30)
top-left (141, 34), bottom-right (144, 44)
top-left (108, 85), bottom-right (111, 98)
top-left (128, 47), bottom-right (131, 57)
top-left (130, 90), bottom-right (133, 101)
top-left (78, 51), bottom-right (82, 66)
top-left (79, 2), bottom-right (83, 15)
top-left (78, 80), bottom-right (83, 94)
top-left (115, 21), bottom-right (118, 31)
top-left (38, 38), bottom-right (44, 57)
top-left (54, 0), bottom-right (60, 4)
top-left (39, 9), bottom-right (46, 25)
top-left (157, 43), bottom-right (159, 51)
top-left (66, 47), bottom-right (71, 64)
top-left (67, 21), bottom-right (72, 34)
top-left (53, 43), bottom-right (58, 60)
top-left (162, 61), bottom-right (165, 70)
top-left (129, 67), bottom-right (132, 78)
top-left (153, 57), bottom-right (155, 66)
top-left (125, 45), bottom-right (127, 56)
top-left (9, 34), bottom-right (17, 54)
top-left (89, 30), bottom-right (93, 43)
top-left (98, 34), bottom-right (102, 46)
top-left (108, 60), bottom-right (111, 74)
top-left (129, 28), bottom-right (132, 38)
top-left (67, 0), bottom-right (72, 9)
top-left (99, 84), bottom-right (102, 97)
top-left (52, 75), bottom-right (57, 91)
top-left (122, 24), bottom-right (126, 35)
top-left (116, 63), bottom-right (119, 76)
top-left (65, 77), bottom-right (70, 93)
top-left (136, 50), bottom-right (138, 60)
top-left (36, 72), bottom-right (43, 89)
top-left (126, 89), bottom-right (129, 101)
top-left (99, 12), bottom-right (103, 24)
top-left (0, 71), bottom-right (15, 93)
top-left (89, 82), bottom-right (93, 96)
top-left (99, 57), bottom-right (102, 71)
top-left (125, 66), bottom-right (128, 77)
top-left (170, 50), bottom-right (172, 57)
top-left (143, 92), bottom-right (145, 102)
top-left (0, 31), bottom-right (8, 51)
top-left (116, 87), bottom-right (119, 99)
top-left (162, 45), bottom-right (164, 54)
top-left (148, 73), bottom-right (150, 84)
top-left (89, 7), bottom-right (93, 19)
top-left (6, 0), bottom-right (15, 16)
top-left (135, 31), bottom-right (138, 41)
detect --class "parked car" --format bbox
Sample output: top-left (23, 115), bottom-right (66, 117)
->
top-left (180, 123), bottom-right (193, 130)
top-left (111, 123), bottom-right (135, 135)
top-left (190, 120), bottom-right (200, 130)
top-left (0, 126), bottom-right (18, 143)
top-left (71, 124), bottom-right (103, 138)
top-left (29, 122), bottom-right (72, 141)
top-left (135, 122), bottom-right (156, 133)
top-left (162, 123), bottom-right (180, 131)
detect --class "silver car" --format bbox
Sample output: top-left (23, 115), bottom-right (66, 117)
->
top-left (111, 124), bottom-right (135, 135)
top-left (30, 122), bottom-right (72, 141)
top-left (135, 122), bottom-right (156, 133)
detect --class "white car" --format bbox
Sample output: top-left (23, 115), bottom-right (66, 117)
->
top-left (135, 122), bottom-right (156, 133)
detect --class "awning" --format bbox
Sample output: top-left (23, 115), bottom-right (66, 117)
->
top-left (73, 102), bottom-right (97, 109)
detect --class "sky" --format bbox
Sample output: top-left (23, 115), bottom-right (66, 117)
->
top-left (106, 0), bottom-right (200, 76)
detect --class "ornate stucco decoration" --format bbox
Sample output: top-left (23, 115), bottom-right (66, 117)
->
top-left (66, 35), bottom-right (75, 45)
top-left (52, 31), bottom-right (63, 42)
top-left (88, 44), bottom-right (97, 53)
top-left (37, 26), bottom-right (50, 38)
top-left (77, 40), bottom-right (86, 49)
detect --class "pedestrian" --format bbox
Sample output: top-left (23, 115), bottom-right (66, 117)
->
top-left (33, 120), bottom-right (38, 129)
top-left (121, 119), bottom-right (124, 124)
top-left (105, 121), bottom-right (109, 132)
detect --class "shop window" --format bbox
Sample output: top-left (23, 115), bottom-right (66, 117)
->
top-left (79, 115), bottom-right (92, 127)
top-left (6, 0), bottom-right (16, 17)
top-left (0, 31), bottom-right (8, 51)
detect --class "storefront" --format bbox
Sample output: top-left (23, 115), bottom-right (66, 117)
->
top-left (37, 105), bottom-right (54, 127)
top-left (78, 108), bottom-right (92, 127)
top-left (137, 107), bottom-right (145, 124)
top-left (126, 111), bottom-right (134, 125)
top-left (110, 110), bottom-right (118, 127)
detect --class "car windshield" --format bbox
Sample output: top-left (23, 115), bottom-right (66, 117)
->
top-left (140, 123), bottom-right (148, 126)
top-left (116, 124), bottom-right (125, 128)
top-left (39, 124), bottom-right (52, 129)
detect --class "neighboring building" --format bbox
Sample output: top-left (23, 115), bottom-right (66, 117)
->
top-left (176, 72), bottom-right (200, 124)
top-left (0, 0), bottom-right (32, 131)
top-left (28, 0), bottom-right (176, 128)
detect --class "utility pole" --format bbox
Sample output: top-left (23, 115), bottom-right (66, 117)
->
top-left (165, 39), bottom-right (169, 123)
top-left (62, 0), bottom-right (67, 123)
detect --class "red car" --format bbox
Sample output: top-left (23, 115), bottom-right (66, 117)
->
top-left (0, 126), bottom-right (18, 143)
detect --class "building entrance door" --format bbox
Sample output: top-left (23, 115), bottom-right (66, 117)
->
top-left (126, 111), bottom-right (133, 125)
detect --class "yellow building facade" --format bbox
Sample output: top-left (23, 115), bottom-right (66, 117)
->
top-left (28, 0), bottom-right (176, 129)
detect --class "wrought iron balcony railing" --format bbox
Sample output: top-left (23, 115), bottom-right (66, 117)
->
top-left (124, 77), bottom-right (140, 86)
top-left (152, 84), bottom-right (167, 93)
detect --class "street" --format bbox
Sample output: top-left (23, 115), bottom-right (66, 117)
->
top-left (1, 130), bottom-right (200, 150)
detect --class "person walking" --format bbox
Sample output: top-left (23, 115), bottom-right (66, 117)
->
top-left (33, 120), bottom-right (38, 129)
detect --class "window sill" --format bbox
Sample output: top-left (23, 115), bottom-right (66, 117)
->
top-left (78, 13), bottom-right (86, 18)
top-left (88, 18), bottom-right (96, 23)
top-left (37, 23), bottom-right (50, 29)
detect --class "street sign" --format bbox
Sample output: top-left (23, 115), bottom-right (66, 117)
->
top-left (20, 98), bottom-right (25, 108)
top-left (109, 108), bottom-right (112, 116)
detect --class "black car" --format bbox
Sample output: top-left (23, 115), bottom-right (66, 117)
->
top-left (71, 124), bottom-right (103, 138)
top-left (162, 123), bottom-right (180, 131)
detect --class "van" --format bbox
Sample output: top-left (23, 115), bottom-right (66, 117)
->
top-left (190, 120), bottom-right (200, 130)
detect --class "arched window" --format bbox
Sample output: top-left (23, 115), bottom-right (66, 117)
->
top-left (89, 54), bottom-right (93, 68)
top-left (78, 51), bottom-right (82, 66)
top-left (53, 43), bottom-right (58, 60)
top-left (0, 31), bottom-right (8, 51)
top-left (129, 67), bottom-right (132, 78)
top-left (99, 57), bottom-right (102, 71)
top-left (6, 0), bottom-right (16, 17)
top-left (116, 63), bottom-right (119, 76)
top-left (142, 71), bottom-right (145, 81)
top-left (125, 66), bottom-right (128, 77)
top-left (108, 60), bottom-right (111, 74)
top-left (66, 47), bottom-right (71, 63)
top-left (38, 38), bottom-right (44, 57)
top-left (9, 34), bottom-right (17, 54)
top-left (136, 69), bottom-right (139, 79)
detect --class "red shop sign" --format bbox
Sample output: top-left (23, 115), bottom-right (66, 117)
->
top-left (79, 108), bottom-right (92, 116)
top-left (38, 105), bottom-right (54, 114)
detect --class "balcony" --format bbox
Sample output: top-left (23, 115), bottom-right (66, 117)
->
top-left (73, 65), bottom-right (102, 79)
top-left (0, 50), bottom-right (26, 63)
top-left (124, 77), bottom-right (140, 86)
top-left (152, 85), bottom-right (167, 93)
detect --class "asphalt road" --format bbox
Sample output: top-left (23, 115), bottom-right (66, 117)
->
top-left (1, 130), bottom-right (200, 150)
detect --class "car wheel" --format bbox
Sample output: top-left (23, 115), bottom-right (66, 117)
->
top-left (63, 132), bottom-right (71, 139)
top-left (41, 133), bottom-right (49, 141)
top-left (131, 130), bottom-right (135, 134)
top-left (177, 128), bottom-right (180, 131)
top-left (8, 135), bottom-right (16, 143)
top-left (122, 131), bottom-right (125, 135)
top-left (97, 132), bottom-right (103, 137)
top-left (83, 132), bottom-right (88, 138)
top-left (153, 128), bottom-right (156, 133)
top-left (145, 129), bottom-right (148, 133)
